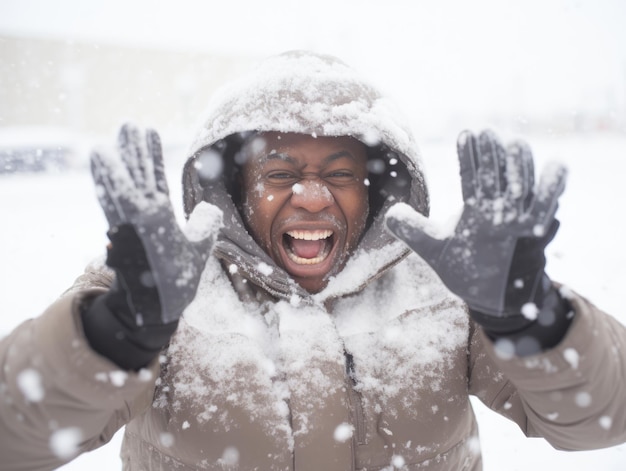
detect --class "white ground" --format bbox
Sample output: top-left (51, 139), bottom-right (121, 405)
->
top-left (1, 133), bottom-right (625, 469)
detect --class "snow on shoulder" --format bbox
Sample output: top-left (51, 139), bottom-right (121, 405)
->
top-left (333, 253), bottom-right (468, 416)
top-left (155, 256), bottom-right (292, 448)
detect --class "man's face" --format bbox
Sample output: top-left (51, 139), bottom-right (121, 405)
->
top-left (240, 132), bottom-right (369, 293)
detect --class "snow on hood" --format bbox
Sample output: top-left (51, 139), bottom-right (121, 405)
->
top-left (181, 50), bottom-right (430, 303)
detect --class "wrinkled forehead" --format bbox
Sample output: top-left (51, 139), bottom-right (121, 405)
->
top-left (236, 132), bottom-right (368, 170)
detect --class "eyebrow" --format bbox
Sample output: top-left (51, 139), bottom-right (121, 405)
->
top-left (261, 150), bottom-right (357, 165)
top-left (263, 152), bottom-right (295, 164)
top-left (324, 150), bottom-right (357, 163)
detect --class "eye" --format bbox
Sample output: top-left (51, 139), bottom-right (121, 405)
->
top-left (329, 171), bottom-right (352, 178)
top-left (324, 170), bottom-right (357, 185)
top-left (266, 171), bottom-right (299, 186)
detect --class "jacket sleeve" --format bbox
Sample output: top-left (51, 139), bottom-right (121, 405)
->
top-left (469, 288), bottom-right (626, 451)
top-left (0, 285), bottom-right (159, 471)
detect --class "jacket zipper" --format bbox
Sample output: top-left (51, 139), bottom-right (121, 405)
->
top-left (345, 352), bottom-right (367, 445)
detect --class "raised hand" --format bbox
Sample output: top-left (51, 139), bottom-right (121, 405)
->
top-left (91, 123), bottom-right (222, 326)
top-left (385, 130), bottom-right (567, 324)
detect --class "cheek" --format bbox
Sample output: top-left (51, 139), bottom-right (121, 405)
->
top-left (354, 198), bottom-right (370, 234)
top-left (340, 186), bottom-right (370, 239)
top-left (242, 176), bottom-right (266, 221)
top-left (242, 190), bottom-right (282, 245)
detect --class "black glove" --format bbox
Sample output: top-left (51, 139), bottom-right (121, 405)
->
top-left (386, 130), bottom-right (572, 356)
top-left (81, 124), bottom-right (222, 370)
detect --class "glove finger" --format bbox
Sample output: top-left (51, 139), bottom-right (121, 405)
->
top-left (185, 201), bottom-right (224, 262)
top-left (146, 128), bottom-right (170, 196)
top-left (118, 123), bottom-right (149, 192)
top-left (385, 203), bottom-right (445, 267)
top-left (528, 162), bottom-right (568, 236)
top-left (543, 218), bottom-right (560, 246)
top-left (457, 130), bottom-right (479, 203)
top-left (477, 130), bottom-right (507, 199)
top-left (90, 150), bottom-right (127, 226)
top-left (505, 140), bottom-right (535, 213)
top-left (182, 154), bottom-right (207, 218)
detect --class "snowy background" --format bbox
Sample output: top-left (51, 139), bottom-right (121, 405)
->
top-left (1, 0), bottom-right (626, 469)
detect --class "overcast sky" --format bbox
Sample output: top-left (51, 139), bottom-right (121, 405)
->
top-left (1, 0), bottom-right (626, 131)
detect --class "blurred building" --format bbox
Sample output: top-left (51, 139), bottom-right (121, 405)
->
top-left (0, 33), bottom-right (624, 154)
top-left (0, 34), bottom-right (258, 140)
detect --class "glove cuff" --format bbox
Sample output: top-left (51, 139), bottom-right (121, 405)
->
top-left (472, 284), bottom-right (575, 357)
top-left (80, 294), bottom-right (177, 370)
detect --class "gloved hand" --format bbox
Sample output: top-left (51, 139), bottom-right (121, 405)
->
top-left (82, 124), bottom-right (222, 369)
top-left (385, 130), bottom-right (572, 353)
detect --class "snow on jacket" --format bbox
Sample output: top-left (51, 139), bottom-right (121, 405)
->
top-left (2, 51), bottom-right (626, 471)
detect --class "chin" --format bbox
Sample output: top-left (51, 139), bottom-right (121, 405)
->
top-left (294, 276), bottom-right (328, 294)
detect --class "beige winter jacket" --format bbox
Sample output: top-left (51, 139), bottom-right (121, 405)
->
top-left (2, 51), bottom-right (626, 470)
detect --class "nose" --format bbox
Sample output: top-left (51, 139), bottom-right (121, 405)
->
top-left (290, 179), bottom-right (335, 213)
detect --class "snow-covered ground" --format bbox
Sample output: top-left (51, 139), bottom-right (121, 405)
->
top-left (0, 133), bottom-right (625, 469)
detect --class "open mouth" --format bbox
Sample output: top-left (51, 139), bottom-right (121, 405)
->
top-left (283, 229), bottom-right (334, 265)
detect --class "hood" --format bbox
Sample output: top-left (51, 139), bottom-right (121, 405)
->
top-left (181, 50), bottom-right (429, 304)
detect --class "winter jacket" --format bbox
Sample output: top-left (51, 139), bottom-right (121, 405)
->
top-left (2, 51), bottom-right (626, 471)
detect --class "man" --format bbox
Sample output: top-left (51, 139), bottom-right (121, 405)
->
top-left (237, 131), bottom-right (371, 294)
top-left (1, 50), bottom-right (625, 471)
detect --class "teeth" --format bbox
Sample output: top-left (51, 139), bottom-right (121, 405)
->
top-left (286, 229), bottom-right (333, 241)
top-left (285, 229), bottom-right (333, 265)
top-left (286, 243), bottom-right (332, 265)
